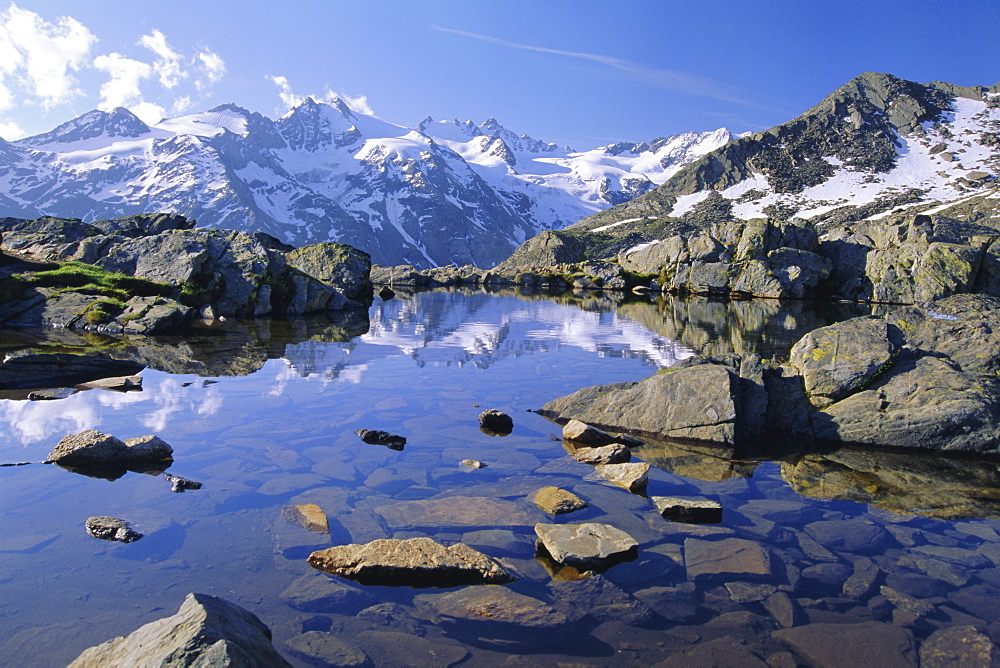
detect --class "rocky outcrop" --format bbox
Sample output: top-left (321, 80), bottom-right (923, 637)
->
top-left (0, 213), bottom-right (372, 330)
top-left (307, 537), bottom-right (515, 587)
top-left (540, 293), bottom-right (1000, 454)
top-left (68, 592), bottom-right (290, 667)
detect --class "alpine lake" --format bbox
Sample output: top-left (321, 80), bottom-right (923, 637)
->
top-left (3, 288), bottom-right (1000, 667)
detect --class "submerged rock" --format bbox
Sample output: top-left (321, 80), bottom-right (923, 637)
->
top-left (68, 592), bottom-right (290, 667)
top-left (284, 632), bottom-right (369, 667)
top-left (374, 495), bottom-right (543, 528)
top-left (773, 621), bottom-right (917, 668)
top-left (307, 537), bottom-right (515, 587)
top-left (282, 503), bottom-right (329, 533)
top-left (532, 486), bottom-right (589, 515)
top-left (684, 537), bottom-right (776, 581)
top-left (279, 571), bottom-right (375, 614)
top-left (535, 522), bottom-right (638, 572)
top-left (47, 430), bottom-right (173, 466)
top-left (85, 516), bottom-right (142, 543)
top-left (354, 428), bottom-right (406, 450)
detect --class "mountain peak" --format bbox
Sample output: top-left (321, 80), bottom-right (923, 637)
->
top-left (19, 107), bottom-right (151, 147)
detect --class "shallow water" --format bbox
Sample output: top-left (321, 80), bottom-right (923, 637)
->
top-left (2, 290), bottom-right (999, 666)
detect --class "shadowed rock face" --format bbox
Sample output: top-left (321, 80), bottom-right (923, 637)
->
top-left (68, 592), bottom-right (291, 667)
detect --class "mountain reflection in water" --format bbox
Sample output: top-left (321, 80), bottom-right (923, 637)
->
top-left (4, 290), bottom-right (1000, 667)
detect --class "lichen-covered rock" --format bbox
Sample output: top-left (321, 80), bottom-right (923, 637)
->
top-left (286, 242), bottom-right (372, 301)
top-left (307, 537), bottom-right (515, 587)
top-left (68, 592), bottom-right (290, 667)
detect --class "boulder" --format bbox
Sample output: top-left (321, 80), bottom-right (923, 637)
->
top-left (285, 242), bottom-right (372, 302)
top-left (532, 487), bottom-right (589, 515)
top-left (540, 364), bottom-right (739, 445)
top-left (47, 430), bottom-right (173, 466)
top-left (652, 496), bottom-right (723, 524)
top-left (164, 474), bottom-right (201, 492)
top-left (534, 522), bottom-right (638, 571)
top-left (307, 537), bottom-right (515, 587)
top-left (561, 419), bottom-right (618, 446)
top-left (68, 592), bottom-right (290, 667)
top-left (101, 296), bottom-right (194, 334)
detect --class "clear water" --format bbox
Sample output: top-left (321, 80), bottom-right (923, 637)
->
top-left (1, 290), bottom-right (998, 666)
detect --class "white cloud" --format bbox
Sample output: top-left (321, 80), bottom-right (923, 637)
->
top-left (129, 100), bottom-right (166, 125)
top-left (93, 52), bottom-right (151, 110)
top-left (139, 28), bottom-right (184, 88)
top-left (331, 89), bottom-right (374, 115)
top-left (0, 3), bottom-right (96, 108)
top-left (171, 95), bottom-right (192, 114)
top-left (195, 48), bottom-right (225, 89)
top-left (268, 74), bottom-right (304, 109)
top-left (0, 118), bottom-right (24, 139)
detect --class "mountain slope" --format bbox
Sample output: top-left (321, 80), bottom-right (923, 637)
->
top-left (0, 101), bottom-right (730, 268)
top-left (563, 72), bottom-right (1000, 250)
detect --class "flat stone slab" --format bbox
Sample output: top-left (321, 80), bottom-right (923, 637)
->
top-left (803, 518), bottom-right (892, 554)
top-left (532, 487), bottom-right (588, 515)
top-left (571, 443), bottom-right (631, 465)
top-left (285, 632), bottom-right (368, 667)
top-left (416, 586), bottom-right (568, 633)
top-left (69, 593), bottom-right (290, 667)
top-left (535, 522), bottom-right (638, 571)
top-left (595, 462), bottom-right (649, 492)
top-left (307, 537), bottom-right (515, 587)
top-left (279, 572), bottom-right (374, 613)
top-left (652, 496), bottom-right (723, 524)
top-left (684, 537), bottom-right (775, 580)
top-left (282, 504), bottom-right (329, 533)
top-left (374, 496), bottom-right (542, 528)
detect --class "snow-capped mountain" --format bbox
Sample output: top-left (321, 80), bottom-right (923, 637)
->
top-left (0, 100), bottom-right (731, 268)
top-left (571, 73), bottom-right (1000, 242)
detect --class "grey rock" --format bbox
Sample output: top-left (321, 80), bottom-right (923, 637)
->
top-left (763, 591), bottom-right (801, 628)
top-left (535, 522), bottom-right (638, 571)
top-left (458, 458), bottom-right (486, 469)
top-left (68, 592), bottom-right (290, 667)
top-left (285, 242), bottom-right (372, 302)
top-left (548, 574), bottom-right (657, 625)
top-left (541, 363), bottom-right (740, 444)
top-left (102, 296), bottom-right (194, 335)
top-left (532, 486), bottom-right (588, 515)
top-left (842, 557), bottom-right (880, 598)
top-left (726, 581), bottom-right (777, 603)
top-left (919, 625), bottom-right (996, 668)
top-left (164, 474), bottom-right (202, 493)
top-left (570, 442), bottom-right (631, 464)
top-left (773, 621), bottom-right (917, 667)
top-left (800, 562), bottom-right (852, 587)
top-left (353, 631), bottom-right (467, 667)
top-left (884, 572), bottom-right (951, 598)
top-left (652, 496), bottom-right (723, 524)
top-left (85, 516), bottom-right (142, 543)
top-left (879, 585), bottom-right (935, 625)
top-left (307, 537), bottom-right (514, 587)
top-left (374, 496), bottom-right (542, 528)
top-left (656, 636), bottom-right (770, 668)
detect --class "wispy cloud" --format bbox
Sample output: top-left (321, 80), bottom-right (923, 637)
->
top-left (266, 75), bottom-right (375, 115)
top-left (431, 25), bottom-right (777, 111)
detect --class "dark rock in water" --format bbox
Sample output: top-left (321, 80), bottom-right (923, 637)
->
top-left (378, 286), bottom-right (395, 300)
top-left (354, 428), bottom-right (405, 450)
top-left (656, 636), bottom-right (770, 668)
top-left (68, 592), bottom-right (290, 667)
top-left (652, 496), bottom-right (723, 524)
top-left (478, 408), bottom-right (513, 435)
top-left (85, 516), bottom-right (142, 543)
top-left (164, 474), bottom-right (202, 493)
top-left (684, 537), bottom-right (776, 581)
top-left (534, 522), bottom-right (638, 572)
top-left (415, 586), bottom-right (572, 648)
top-left (772, 621), bottom-right (917, 667)
top-left (532, 486), bottom-right (589, 515)
top-left (27, 388), bottom-right (77, 401)
top-left (803, 518), bottom-right (893, 554)
top-left (548, 574), bottom-right (658, 625)
top-left (307, 537), bottom-right (515, 587)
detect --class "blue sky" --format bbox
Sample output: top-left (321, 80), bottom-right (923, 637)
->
top-left (1, 1), bottom-right (997, 148)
